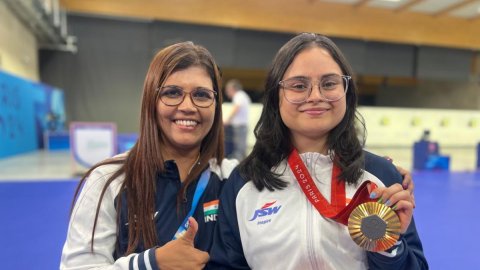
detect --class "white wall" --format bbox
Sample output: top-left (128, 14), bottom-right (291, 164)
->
top-left (223, 103), bottom-right (480, 171)
top-left (0, 2), bottom-right (39, 81)
top-left (360, 106), bottom-right (480, 171)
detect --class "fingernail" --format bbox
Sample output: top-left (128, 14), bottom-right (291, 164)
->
top-left (385, 199), bottom-right (391, 206)
top-left (369, 192), bottom-right (376, 199)
top-left (377, 198), bottom-right (383, 204)
top-left (392, 205), bottom-right (397, 211)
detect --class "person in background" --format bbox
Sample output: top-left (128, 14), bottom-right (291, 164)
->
top-left (224, 79), bottom-right (251, 160)
top-left (420, 129), bottom-right (431, 141)
top-left (208, 33), bottom-right (427, 269)
top-left (60, 41), bottom-right (238, 270)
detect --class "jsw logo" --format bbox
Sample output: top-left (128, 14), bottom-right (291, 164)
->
top-left (249, 201), bottom-right (282, 221)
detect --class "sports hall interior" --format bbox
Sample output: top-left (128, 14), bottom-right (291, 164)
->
top-left (1, 0), bottom-right (479, 269)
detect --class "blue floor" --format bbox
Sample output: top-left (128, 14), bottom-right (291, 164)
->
top-left (0, 180), bottom-right (79, 270)
top-left (0, 172), bottom-right (479, 269)
top-left (413, 171), bottom-right (480, 269)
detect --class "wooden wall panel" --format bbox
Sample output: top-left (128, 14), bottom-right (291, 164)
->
top-left (61, 0), bottom-right (480, 50)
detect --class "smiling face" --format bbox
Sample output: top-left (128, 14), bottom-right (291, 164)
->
top-left (156, 65), bottom-right (216, 154)
top-left (279, 46), bottom-right (347, 153)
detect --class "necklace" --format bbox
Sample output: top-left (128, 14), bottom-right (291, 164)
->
top-left (187, 153), bottom-right (201, 176)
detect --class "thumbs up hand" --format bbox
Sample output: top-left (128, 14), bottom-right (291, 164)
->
top-left (155, 217), bottom-right (210, 270)
top-left (182, 217), bottom-right (200, 245)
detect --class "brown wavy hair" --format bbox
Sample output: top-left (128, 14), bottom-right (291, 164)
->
top-left (71, 41), bottom-right (224, 254)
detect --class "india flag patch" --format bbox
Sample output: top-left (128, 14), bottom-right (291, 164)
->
top-left (203, 200), bottom-right (219, 223)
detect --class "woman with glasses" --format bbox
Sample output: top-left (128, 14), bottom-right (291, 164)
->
top-left (208, 33), bottom-right (427, 269)
top-left (60, 42), bottom-right (238, 270)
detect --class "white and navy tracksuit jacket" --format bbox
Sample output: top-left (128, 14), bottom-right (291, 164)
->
top-left (208, 151), bottom-right (428, 269)
top-left (60, 156), bottom-right (238, 270)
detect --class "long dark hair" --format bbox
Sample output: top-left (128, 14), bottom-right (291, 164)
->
top-left (71, 41), bottom-right (224, 254)
top-left (239, 33), bottom-right (365, 191)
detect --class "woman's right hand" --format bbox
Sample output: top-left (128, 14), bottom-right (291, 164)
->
top-left (155, 217), bottom-right (209, 270)
top-left (370, 184), bottom-right (414, 234)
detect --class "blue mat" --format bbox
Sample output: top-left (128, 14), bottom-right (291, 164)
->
top-left (0, 180), bottom-right (78, 270)
top-left (413, 171), bottom-right (480, 269)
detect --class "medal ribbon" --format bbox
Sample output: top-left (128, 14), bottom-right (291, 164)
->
top-left (288, 149), bottom-right (376, 225)
top-left (288, 148), bottom-right (345, 218)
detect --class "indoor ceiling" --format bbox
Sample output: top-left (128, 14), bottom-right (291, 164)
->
top-left (326, 0), bottom-right (480, 19)
top-left (60, 0), bottom-right (480, 50)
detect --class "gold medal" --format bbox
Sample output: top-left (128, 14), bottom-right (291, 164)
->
top-left (348, 202), bottom-right (401, 252)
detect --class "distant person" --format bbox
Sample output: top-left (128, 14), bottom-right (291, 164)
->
top-left (420, 129), bottom-right (431, 141)
top-left (46, 111), bottom-right (60, 131)
top-left (224, 79), bottom-right (251, 160)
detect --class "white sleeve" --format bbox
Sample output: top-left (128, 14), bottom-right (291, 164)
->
top-left (232, 93), bottom-right (241, 106)
top-left (60, 167), bottom-right (158, 270)
top-left (209, 158), bottom-right (239, 180)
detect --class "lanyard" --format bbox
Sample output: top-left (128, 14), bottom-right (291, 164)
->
top-left (288, 149), bottom-right (346, 218)
top-left (172, 169), bottom-right (210, 240)
top-left (288, 149), bottom-right (377, 225)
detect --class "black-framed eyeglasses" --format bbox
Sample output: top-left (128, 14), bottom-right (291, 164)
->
top-left (279, 74), bottom-right (351, 103)
top-left (157, 86), bottom-right (217, 108)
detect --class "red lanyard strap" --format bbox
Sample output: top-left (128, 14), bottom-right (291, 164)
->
top-left (288, 149), bottom-right (345, 218)
top-left (331, 181), bottom-right (376, 225)
top-left (288, 149), bottom-right (376, 225)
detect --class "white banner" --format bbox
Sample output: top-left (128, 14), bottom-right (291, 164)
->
top-left (70, 122), bottom-right (117, 169)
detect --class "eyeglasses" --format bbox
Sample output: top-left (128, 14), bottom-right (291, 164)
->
top-left (279, 74), bottom-right (351, 103)
top-left (158, 86), bottom-right (217, 108)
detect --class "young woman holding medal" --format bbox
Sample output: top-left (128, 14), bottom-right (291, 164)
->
top-left (60, 42), bottom-right (238, 270)
top-left (208, 33), bottom-right (427, 269)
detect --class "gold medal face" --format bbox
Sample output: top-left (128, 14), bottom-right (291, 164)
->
top-left (348, 202), bottom-right (401, 252)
